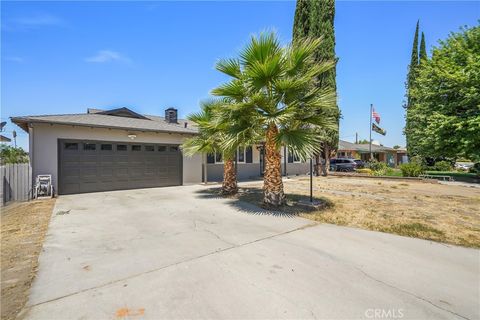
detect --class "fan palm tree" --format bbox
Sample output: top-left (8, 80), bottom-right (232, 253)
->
top-left (182, 100), bottom-right (238, 195)
top-left (212, 32), bottom-right (338, 206)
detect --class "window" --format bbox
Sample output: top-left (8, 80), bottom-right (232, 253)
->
top-left (64, 143), bottom-right (78, 150)
top-left (101, 144), bottom-right (112, 151)
top-left (145, 145), bottom-right (154, 151)
top-left (84, 143), bottom-right (96, 151)
top-left (237, 146), bottom-right (245, 162)
top-left (245, 146), bottom-right (253, 163)
top-left (215, 152), bottom-right (222, 163)
top-left (132, 145), bottom-right (141, 151)
top-left (169, 146), bottom-right (179, 152)
top-left (117, 144), bottom-right (127, 151)
top-left (158, 146), bottom-right (167, 152)
top-left (288, 149), bottom-right (300, 163)
top-left (207, 153), bottom-right (215, 164)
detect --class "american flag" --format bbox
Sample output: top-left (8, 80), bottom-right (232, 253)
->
top-left (372, 108), bottom-right (380, 124)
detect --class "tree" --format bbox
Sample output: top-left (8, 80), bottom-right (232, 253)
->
top-left (393, 145), bottom-right (401, 149)
top-left (293, 0), bottom-right (339, 177)
top-left (357, 139), bottom-right (370, 144)
top-left (182, 100), bottom-right (238, 195)
top-left (419, 32), bottom-right (427, 63)
top-left (408, 25), bottom-right (480, 161)
top-left (0, 145), bottom-right (29, 164)
top-left (212, 33), bottom-right (337, 206)
top-left (293, 0), bottom-right (310, 40)
top-left (405, 20), bottom-right (420, 154)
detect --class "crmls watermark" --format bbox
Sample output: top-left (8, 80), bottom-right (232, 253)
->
top-left (365, 308), bottom-right (404, 319)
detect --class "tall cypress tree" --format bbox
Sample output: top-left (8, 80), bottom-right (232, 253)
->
top-left (405, 20), bottom-right (420, 154)
top-left (293, 0), bottom-right (310, 40)
top-left (293, 0), bottom-right (338, 175)
top-left (419, 32), bottom-right (427, 63)
top-left (407, 20), bottom-right (420, 100)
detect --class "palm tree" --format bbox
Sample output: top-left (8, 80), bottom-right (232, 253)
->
top-left (182, 100), bottom-right (238, 195)
top-left (212, 32), bottom-right (337, 206)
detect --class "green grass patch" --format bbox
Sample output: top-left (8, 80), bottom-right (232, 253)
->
top-left (386, 223), bottom-right (446, 241)
top-left (425, 171), bottom-right (477, 178)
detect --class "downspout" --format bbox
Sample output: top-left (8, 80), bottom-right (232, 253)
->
top-left (283, 145), bottom-right (287, 176)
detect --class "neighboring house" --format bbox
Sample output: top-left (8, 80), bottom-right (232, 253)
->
top-left (0, 134), bottom-right (11, 143)
top-left (11, 107), bottom-right (309, 195)
top-left (337, 140), bottom-right (400, 167)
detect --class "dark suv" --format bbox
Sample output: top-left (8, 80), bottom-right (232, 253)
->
top-left (330, 158), bottom-right (357, 172)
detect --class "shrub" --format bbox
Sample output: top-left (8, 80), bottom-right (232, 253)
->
top-left (356, 168), bottom-right (373, 175)
top-left (469, 163), bottom-right (480, 175)
top-left (400, 163), bottom-right (423, 177)
top-left (367, 160), bottom-right (389, 176)
top-left (433, 161), bottom-right (452, 171)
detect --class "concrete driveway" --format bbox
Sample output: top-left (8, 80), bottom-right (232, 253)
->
top-left (23, 185), bottom-right (479, 320)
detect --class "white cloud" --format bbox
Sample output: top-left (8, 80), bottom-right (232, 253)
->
top-left (85, 50), bottom-right (131, 63)
top-left (4, 56), bottom-right (24, 63)
top-left (12, 13), bottom-right (63, 28)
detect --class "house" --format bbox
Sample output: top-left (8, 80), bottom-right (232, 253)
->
top-left (0, 135), bottom-right (11, 143)
top-left (11, 107), bottom-right (309, 195)
top-left (337, 140), bottom-right (400, 167)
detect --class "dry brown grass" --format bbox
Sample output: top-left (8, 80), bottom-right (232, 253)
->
top-left (243, 176), bottom-right (480, 248)
top-left (1, 199), bottom-right (56, 320)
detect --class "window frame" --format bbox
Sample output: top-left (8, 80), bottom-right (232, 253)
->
top-left (287, 149), bottom-right (301, 163)
top-left (237, 146), bottom-right (245, 163)
top-left (100, 144), bottom-right (113, 151)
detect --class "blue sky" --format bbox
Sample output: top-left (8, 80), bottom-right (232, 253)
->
top-left (2, 1), bottom-right (478, 150)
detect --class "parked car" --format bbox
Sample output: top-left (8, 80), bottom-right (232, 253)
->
top-left (330, 158), bottom-right (357, 172)
top-left (354, 159), bottom-right (365, 169)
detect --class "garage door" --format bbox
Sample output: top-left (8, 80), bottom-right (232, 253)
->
top-left (58, 140), bottom-right (182, 195)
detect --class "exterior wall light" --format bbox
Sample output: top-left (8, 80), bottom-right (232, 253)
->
top-left (127, 134), bottom-right (137, 140)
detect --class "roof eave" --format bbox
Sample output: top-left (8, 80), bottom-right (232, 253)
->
top-left (9, 118), bottom-right (199, 136)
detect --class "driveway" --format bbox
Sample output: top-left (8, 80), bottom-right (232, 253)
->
top-left (23, 185), bottom-right (478, 319)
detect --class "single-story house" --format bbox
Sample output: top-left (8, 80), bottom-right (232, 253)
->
top-left (336, 140), bottom-right (402, 167)
top-left (0, 134), bottom-right (11, 143)
top-left (11, 107), bottom-right (309, 195)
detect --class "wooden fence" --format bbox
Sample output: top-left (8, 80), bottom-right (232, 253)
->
top-left (0, 163), bottom-right (32, 206)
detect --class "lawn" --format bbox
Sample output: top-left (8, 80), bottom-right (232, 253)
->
top-left (1, 199), bottom-right (56, 320)
top-left (241, 176), bottom-right (480, 248)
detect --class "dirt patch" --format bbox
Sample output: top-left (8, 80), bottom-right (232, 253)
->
top-left (242, 176), bottom-right (480, 248)
top-left (1, 199), bottom-right (56, 320)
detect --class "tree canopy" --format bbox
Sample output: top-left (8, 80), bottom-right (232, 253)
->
top-left (0, 145), bottom-right (29, 164)
top-left (406, 25), bottom-right (480, 161)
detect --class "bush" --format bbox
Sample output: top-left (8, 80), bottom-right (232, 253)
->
top-left (400, 163), bottom-right (424, 177)
top-left (469, 163), bottom-right (480, 175)
top-left (366, 160), bottom-right (389, 176)
top-left (356, 168), bottom-right (373, 175)
top-left (433, 161), bottom-right (452, 171)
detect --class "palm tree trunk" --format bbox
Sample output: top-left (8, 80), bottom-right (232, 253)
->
top-left (222, 158), bottom-right (237, 195)
top-left (322, 146), bottom-right (331, 176)
top-left (263, 124), bottom-right (285, 206)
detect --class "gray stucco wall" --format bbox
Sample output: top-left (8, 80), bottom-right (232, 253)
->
top-left (30, 123), bottom-right (203, 192)
top-left (206, 162), bottom-right (310, 182)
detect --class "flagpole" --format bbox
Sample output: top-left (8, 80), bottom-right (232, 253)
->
top-left (369, 103), bottom-right (373, 160)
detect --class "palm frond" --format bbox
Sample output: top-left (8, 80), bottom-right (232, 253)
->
top-left (216, 58), bottom-right (242, 79)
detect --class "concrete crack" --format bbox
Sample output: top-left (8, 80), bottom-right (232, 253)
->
top-left (354, 266), bottom-right (470, 320)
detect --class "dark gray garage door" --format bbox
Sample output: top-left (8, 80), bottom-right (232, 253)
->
top-left (58, 140), bottom-right (182, 195)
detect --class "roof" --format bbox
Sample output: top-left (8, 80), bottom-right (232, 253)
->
top-left (0, 134), bottom-right (11, 142)
top-left (11, 107), bottom-right (199, 135)
top-left (338, 140), bottom-right (395, 153)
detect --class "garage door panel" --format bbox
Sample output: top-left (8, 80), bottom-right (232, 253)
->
top-left (59, 140), bottom-right (181, 194)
